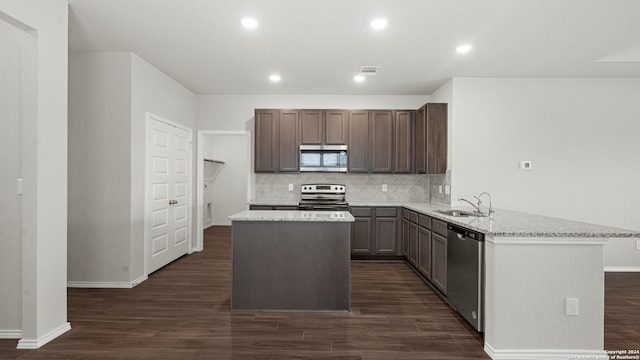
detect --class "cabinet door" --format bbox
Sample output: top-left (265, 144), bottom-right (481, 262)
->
top-left (300, 110), bottom-right (323, 145)
top-left (374, 217), bottom-right (397, 255)
top-left (325, 110), bottom-right (348, 145)
top-left (370, 110), bottom-right (393, 173)
top-left (401, 218), bottom-right (410, 258)
top-left (427, 103), bottom-right (448, 174)
top-left (394, 111), bottom-right (412, 173)
top-left (417, 226), bottom-right (431, 278)
top-left (351, 216), bottom-right (372, 255)
top-left (254, 109), bottom-right (278, 172)
top-left (431, 232), bottom-right (447, 294)
top-left (279, 109), bottom-right (299, 172)
top-left (348, 111), bottom-right (370, 173)
top-left (415, 106), bottom-right (426, 174)
top-left (409, 222), bottom-right (418, 267)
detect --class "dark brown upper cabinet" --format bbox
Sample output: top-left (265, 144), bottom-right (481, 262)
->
top-left (347, 110), bottom-right (370, 173)
top-left (394, 110), bottom-right (413, 173)
top-left (300, 110), bottom-right (348, 145)
top-left (279, 109), bottom-right (299, 172)
top-left (254, 109), bottom-right (278, 173)
top-left (370, 110), bottom-right (393, 173)
top-left (415, 106), bottom-right (427, 174)
top-left (415, 103), bottom-right (448, 174)
top-left (254, 109), bottom-right (299, 173)
top-left (427, 103), bottom-right (448, 174)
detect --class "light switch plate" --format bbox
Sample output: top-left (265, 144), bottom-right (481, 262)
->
top-left (382, 184), bottom-right (388, 192)
top-left (565, 298), bottom-right (579, 316)
top-left (636, 240), bottom-right (640, 250)
top-left (288, 184), bottom-right (294, 192)
top-left (519, 160), bottom-right (532, 170)
top-left (17, 178), bottom-right (23, 195)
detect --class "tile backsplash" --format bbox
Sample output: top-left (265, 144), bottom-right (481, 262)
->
top-left (254, 172), bottom-right (451, 204)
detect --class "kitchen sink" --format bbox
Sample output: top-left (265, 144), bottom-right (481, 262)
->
top-left (435, 209), bottom-right (485, 217)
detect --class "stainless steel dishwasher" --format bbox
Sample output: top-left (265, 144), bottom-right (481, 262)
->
top-left (446, 223), bottom-right (484, 332)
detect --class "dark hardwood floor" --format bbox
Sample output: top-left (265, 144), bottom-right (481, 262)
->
top-left (1, 226), bottom-right (638, 359)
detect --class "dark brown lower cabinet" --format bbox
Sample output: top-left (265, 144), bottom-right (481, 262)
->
top-left (401, 218), bottom-right (410, 258)
top-left (350, 207), bottom-right (400, 258)
top-left (350, 207), bottom-right (373, 255)
top-left (417, 226), bottom-right (431, 278)
top-left (409, 222), bottom-right (418, 267)
top-left (374, 209), bottom-right (398, 255)
top-left (431, 232), bottom-right (447, 295)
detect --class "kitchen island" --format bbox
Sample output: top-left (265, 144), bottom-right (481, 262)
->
top-left (228, 210), bottom-right (355, 311)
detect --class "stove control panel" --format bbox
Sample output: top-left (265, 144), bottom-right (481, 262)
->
top-left (301, 184), bottom-right (346, 194)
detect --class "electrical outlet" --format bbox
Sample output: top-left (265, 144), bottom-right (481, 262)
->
top-left (288, 184), bottom-right (294, 192)
top-left (636, 240), bottom-right (640, 250)
top-left (439, 185), bottom-right (443, 194)
top-left (444, 185), bottom-right (450, 195)
top-left (382, 184), bottom-right (388, 192)
top-left (565, 298), bottom-right (579, 316)
top-left (519, 160), bottom-right (532, 170)
top-left (17, 178), bottom-right (23, 195)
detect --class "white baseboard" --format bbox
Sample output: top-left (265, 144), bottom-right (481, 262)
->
top-left (485, 343), bottom-right (608, 360)
top-left (68, 275), bottom-right (148, 289)
top-left (0, 329), bottom-right (22, 339)
top-left (16, 322), bottom-right (71, 349)
top-left (605, 266), bottom-right (640, 272)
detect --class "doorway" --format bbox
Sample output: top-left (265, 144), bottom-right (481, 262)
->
top-left (196, 131), bottom-right (251, 251)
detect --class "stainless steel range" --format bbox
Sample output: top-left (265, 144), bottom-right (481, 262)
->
top-left (298, 184), bottom-right (349, 211)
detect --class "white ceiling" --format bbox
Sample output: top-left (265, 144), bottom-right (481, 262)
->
top-left (67, 0), bottom-right (640, 95)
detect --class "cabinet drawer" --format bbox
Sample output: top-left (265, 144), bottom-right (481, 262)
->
top-left (350, 207), bottom-right (372, 217)
top-left (432, 218), bottom-right (447, 236)
top-left (410, 211), bottom-right (419, 224)
top-left (376, 207), bottom-right (397, 218)
top-left (402, 208), bottom-right (410, 220)
top-left (418, 214), bottom-right (431, 229)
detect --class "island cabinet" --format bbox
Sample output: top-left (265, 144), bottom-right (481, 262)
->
top-left (430, 218), bottom-right (448, 294)
top-left (254, 109), bottom-right (299, 173)
top-left (300, 110), bottom-right (348, 145)
top-left (350, 206), bottom-right (401, 259)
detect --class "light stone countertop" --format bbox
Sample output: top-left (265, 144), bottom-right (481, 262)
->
top-left (401, 202), bottom-right (640, 238)
top-left (249, 200), bottom-right (639, 238)
top-left (229, 210), bottom-right (355, 222)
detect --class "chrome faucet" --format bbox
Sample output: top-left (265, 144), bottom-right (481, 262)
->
top-left (475, 192), bottom-right (494, 217)
top-left (458, 197), bottom-right (482, 214)
top-left (459, 192), bottom-right (494, 217)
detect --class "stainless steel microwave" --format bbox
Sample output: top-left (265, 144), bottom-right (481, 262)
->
top-left (299, 145), bottom-right (348, 172)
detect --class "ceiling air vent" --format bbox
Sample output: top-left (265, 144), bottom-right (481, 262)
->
top-left (359, 66), bottom-right (380, 76)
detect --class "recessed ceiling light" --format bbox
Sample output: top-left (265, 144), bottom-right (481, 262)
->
top-left (370, 18), bottom-right (388, 30)
top-left (269, 74), bottom-right (281, 82)
top-left (354, 75), bottom-right (366, 82)
top-left (456, 44), bottom-right (473, 54)
top-left (241, 18), bottom-right (258, 29)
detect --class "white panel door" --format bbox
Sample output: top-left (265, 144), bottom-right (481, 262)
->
top-left (148, 118), bottom-right (191, 274)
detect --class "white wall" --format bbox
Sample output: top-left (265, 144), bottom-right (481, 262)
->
top-left (197, 94), bottom-right (428, 130)
top-left (0, 17), bottom-right (23, 336)
top-left (449, 78), bottom-right (640, 269)
top-left (0, 0), bottom-right (69, 347)
top-left (68, 52), bottom-right (132, 284)
top-left (68, 52), bottom-right (197, 285)
top-left (130, 53), bottom-right (197, 281)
